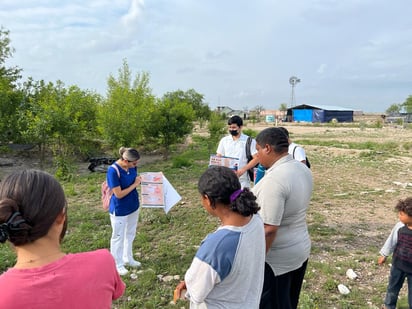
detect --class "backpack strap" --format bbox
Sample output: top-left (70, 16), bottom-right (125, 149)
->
top-left (246, 136), bottom-right (252, 161)
top-left (111, 164), bottom-right (120, 178)
top-left (292, 145), bottom-right (297, 159)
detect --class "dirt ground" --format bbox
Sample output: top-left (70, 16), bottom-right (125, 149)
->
top-left (1, 122), bottom-right (412, 306)
top-left (0, 150), bottom-right (164, 179)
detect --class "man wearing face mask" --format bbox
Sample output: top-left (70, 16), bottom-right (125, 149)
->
top-left (216, 115), bottom-right (259, 188)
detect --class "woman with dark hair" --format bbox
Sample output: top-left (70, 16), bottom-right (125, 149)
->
top-left (107, 146), bottom-right (142, 276)
top-left (0, 170), bottom-right (125, 308)
top-left (174, 166), bottom-right (265, 308)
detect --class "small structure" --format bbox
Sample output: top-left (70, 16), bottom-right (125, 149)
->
top-left (286, 104), bottom-right (354, 123)
top-left (260, 110), bottom-right (287, 123)
top-left (215, 106), bottom-right (250, 119)
top-left (265, 115), bottom-right (275, 123)
top-left (385, 112), bottom-right (412, 124)
top-left (216, 106), bottom-right (234, 115)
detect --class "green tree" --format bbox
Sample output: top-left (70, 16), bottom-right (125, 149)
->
top-left (163, 89), bottom-right (211, 121)
top-left (253, 105), bottom-right (265, 122)
top-left (58, 84), bottom-right (102, 155)
top-left (279, 103), bottom-right (288, 111)
top-left (100, 59), bottom-right (155, 148)
top-left (145, 96), bottom-right (195, 159)
top-left (0, 80), bottom-right (24, 142)
top-left (20, 80), bottom-right (101, 165)
top-left (0, 27), bottom-right (24, 143)
top-left (19, 80), bottom-right (54, 159)
top-left (0, 27), bottom-right (21, 83)
top-left (402, 95), bottom-right (412, 113)
top-left (386, 103), bottom-right (402, 115)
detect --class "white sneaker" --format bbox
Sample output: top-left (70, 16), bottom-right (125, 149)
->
top-left (116, 265), bottom-right (129, 276)
top-left (125, 259), bottom-right (141, 268)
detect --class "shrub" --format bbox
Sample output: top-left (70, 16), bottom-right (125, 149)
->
top-left (172, 156), bottom-right (192, 168)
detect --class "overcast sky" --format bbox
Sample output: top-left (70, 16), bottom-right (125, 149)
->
top-left (1, 0), bottom-right (411, 112)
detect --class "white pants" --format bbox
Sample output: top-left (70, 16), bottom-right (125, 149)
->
top-left (110, 208), bottom-right (139, 267)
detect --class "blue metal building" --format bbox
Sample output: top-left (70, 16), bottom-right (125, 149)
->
top-left (287, 104), bottom-right (354, 123)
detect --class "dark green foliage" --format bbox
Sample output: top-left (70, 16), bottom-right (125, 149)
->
top-left (403, 95), bottom-right (412, 113)
top-left (100, 60), bottom-right (155, 147)
top-left (163, 89), bottom-right (211, 121)
top-left (145, 96), bottom-right (195, 159)
top-left (242, 128), bottom-right (258, 138)
top-left (0, 27), bottom-right (24, 143)
top-left (172, 156), bottom-right (193, 168)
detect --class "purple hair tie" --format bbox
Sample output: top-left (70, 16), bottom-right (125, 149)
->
top-left (230, 189), bottom-right (243, 203)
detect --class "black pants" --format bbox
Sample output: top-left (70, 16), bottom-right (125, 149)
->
top-left (259, 259), bottom-right (308, 309)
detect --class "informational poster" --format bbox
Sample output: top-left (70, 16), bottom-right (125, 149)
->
top-left (140, 172), bottom-right (164, 206)
top-left (209, 155), bottom-right (239, 171)
top-left (140, 172), bottom-right (181, 214)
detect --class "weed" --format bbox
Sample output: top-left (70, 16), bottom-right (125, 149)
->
top-left (171, 156), bottom-right (192, 168)
top-left (323, 278), bottom-right (338, 292)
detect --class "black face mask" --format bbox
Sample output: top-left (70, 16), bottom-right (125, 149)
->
top-left (229, 130), bottom-right (239, 136)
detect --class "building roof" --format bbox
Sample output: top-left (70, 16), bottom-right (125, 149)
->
top-left (289, 104), bottom-right (354, 111)
top-left (216, 106), bottom-right (234, 114)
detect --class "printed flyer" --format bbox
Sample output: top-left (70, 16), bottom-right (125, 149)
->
top-left (209, 155), bottom-right (239, 171)
top-left (140, 172), bottom-right (181, 214)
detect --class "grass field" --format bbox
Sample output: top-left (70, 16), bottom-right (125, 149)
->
top-left (1, 121), bottom-right (412, 308)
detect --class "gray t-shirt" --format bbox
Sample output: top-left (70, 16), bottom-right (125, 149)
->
top-left (252, 155), bottom-right (313, 276)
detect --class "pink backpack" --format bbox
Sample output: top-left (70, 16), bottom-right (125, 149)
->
top-left (101, 164), bottom-right (120, 211)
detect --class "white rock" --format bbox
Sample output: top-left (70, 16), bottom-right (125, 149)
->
top-left (346, 268), bottom-right (358, 280)
top-left (162, 275), bottom-right (175, 282)
top-left (338, 284), bottom-right (350, 295)
top-left (130, 273), bottom-right (138, 280)
top-left (393, 181), bottom-right (407, 188)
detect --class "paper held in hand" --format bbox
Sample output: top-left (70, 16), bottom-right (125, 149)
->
top-left (140, 172), bottom-right (181, 214)
top-left (209, 155), bottom-right (240, 171)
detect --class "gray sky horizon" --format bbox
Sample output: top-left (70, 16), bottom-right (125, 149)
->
top-left (2, 0), bottom-right (411, 113)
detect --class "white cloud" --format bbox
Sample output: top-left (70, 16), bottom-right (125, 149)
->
top-left (1, 0), bottom-right (412, 112)
top-left (121, 0), bottom-right (144, 29)
top-left (317, 64), bottom-right (327, 74)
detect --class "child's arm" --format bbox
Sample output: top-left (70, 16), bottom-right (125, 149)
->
top-left (378, 221), bottom-right (404, 264)
top-left (173, 281), bottom-right (187, 303)
top-left (377, 255), bottom-right (387, 265)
